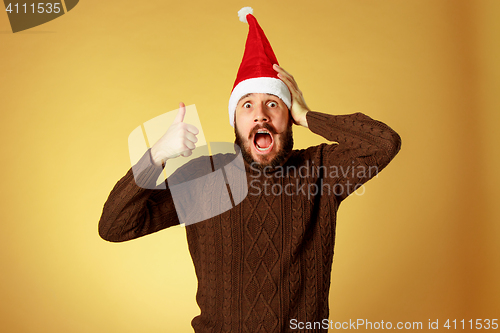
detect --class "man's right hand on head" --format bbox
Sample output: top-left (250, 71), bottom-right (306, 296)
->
top-left (150, 102), bottom-right (200, 166)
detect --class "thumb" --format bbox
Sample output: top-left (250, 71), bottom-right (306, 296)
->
top-left (173, 102), bottom-right (186, 124)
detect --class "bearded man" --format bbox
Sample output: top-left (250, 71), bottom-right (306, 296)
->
top-left (99, 7), bottom-right (401, 333)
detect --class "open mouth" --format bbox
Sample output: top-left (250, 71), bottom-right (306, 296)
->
top-left (253, 129), bottom-right (274, 154)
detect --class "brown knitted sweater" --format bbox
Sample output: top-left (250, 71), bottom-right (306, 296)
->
top-left (99, 111), bottom-right (401, 332)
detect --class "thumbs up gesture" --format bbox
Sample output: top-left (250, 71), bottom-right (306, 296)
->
top-left (150, 102), bottom-right (200, 166)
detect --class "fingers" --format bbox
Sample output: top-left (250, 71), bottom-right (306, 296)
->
top-left (166, 141), bottom-right (195, 159)
top-left (182, 136), bottom-right (196, 150)
top-left (272, 64), bottom-right (310, 127)
top-left (172, 103), bottom-right (199, 135)
top-left (158, 102), bottom-right (201, 161)
top-left (177, 140), bottom-right (195, 158)
top-left (173, 102), bottom-right (186, 124)
top-left (169, 123), bottom-right (198, 158)
top-left (184, 131), bottom-right (198, 144)
top-left (273, 64), bottom-right (291, 78)
top-left (181, 150), bottom-right (192, 157)
top-left (273, 64), bottom-right (299, 92)
top-left (273, 64), bottom-right (304, 105)
top-left (184, 123), bottom-right (199, 135)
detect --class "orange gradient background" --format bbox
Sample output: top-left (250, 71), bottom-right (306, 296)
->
top-left (1, 0), bottom-right (499, 332)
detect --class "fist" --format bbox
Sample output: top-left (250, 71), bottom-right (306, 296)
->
top-left (150, 102), bottom-right (199, 166)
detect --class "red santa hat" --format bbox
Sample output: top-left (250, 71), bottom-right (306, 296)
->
top-left (228, 7), bottom-right (292, 127)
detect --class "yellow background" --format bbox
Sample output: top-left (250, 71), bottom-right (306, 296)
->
top-left (1, 0), bottom-right (499, 331)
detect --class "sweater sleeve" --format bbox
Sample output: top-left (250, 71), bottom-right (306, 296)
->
top-left (98, 149), bottom-right (180, 242)
top-left (306, 111), bottom-right (402, 202)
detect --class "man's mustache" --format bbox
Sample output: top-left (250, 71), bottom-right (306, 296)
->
top-left (248, 123), bottom-right (277, 140)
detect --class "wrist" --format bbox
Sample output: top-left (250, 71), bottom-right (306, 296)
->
top-left (298, 110), bottom-right (309, 128)
top-left (149, 147), bottom-right (167, 167)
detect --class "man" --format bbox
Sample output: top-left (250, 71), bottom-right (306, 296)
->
top-left (99, 7), bottom-right (401, 332)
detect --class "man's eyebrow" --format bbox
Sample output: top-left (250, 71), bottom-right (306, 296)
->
top-left (238, 93), bottom-right (254, 103)
top-left (238, 93), bottom-right (280, 104)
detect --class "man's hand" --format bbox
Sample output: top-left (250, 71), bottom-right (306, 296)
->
top-left (273, 64), bottom-right (310, 128)
top-left (150, 102), bottom-right (199, 166)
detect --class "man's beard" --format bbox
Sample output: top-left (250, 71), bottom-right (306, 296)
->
top-left (234, 122), bottom-right (294, 170)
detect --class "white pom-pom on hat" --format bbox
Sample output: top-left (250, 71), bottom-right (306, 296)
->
top-left (238, 7), bottom-right (253, 23)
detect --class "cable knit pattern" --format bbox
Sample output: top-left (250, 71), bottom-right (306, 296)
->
top-left (98, 111), bottom-right (401, 332)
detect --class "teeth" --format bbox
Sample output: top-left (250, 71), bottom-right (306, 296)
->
top-left (254, 129), bottom-right (272, 151)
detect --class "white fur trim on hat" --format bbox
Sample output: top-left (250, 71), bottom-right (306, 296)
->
top-left (228, 77), bottom-right (292, 127)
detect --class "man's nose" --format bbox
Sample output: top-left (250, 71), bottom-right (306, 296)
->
top-left (253, 103), bottom-right (269, 123)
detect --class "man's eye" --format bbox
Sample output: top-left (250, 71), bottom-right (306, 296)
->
top-left (243, 102), bottom-right (252, 108)
top-left (268, 102), bottom-right (277, 107)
